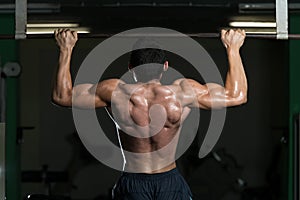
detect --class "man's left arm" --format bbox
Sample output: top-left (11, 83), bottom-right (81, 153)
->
top-left (52, 29), bottom-right (120, 109)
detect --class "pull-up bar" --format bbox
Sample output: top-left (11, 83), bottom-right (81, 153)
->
top-left (1, 33), bottom-right (300, 40)
top-left (0, 0), bottom-right (297, 40)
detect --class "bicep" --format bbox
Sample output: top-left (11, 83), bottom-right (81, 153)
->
top-left (194, 83), bottom-right (246, 109)
top-left (72, 84), bottom-right (103, 108)
top-left (179, 79), bottom-right (243, 109)
top-left (174, 78), bottom-right (210, 109)
top-left (196, 83), bottom-right (226, 109)
top-left (185, 81), bottom-right (220, 109)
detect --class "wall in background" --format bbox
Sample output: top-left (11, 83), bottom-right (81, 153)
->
top-left (19, 36), bottom-right (289, 200)
top-left (289, 13), bottom-right (300, 200)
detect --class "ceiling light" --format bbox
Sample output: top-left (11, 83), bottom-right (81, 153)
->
top-left (244, 28), bottom-right (276, 34)
top-left (27, 23), bottom-right (80, 28)
top-left (26, 27), bottom-right (90, 34)
top-left (229, 21), bottom-right (276, 28)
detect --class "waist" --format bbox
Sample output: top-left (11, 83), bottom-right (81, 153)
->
top-left (121, 167), bottom-right (179, 180)
top-left (124, 161), bottom-right (176, 173)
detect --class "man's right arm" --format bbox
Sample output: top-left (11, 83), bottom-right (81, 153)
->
top-left (175, 29), bottom-right (248, 109)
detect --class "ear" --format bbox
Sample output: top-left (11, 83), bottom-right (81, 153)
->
top-left (128, 63), bottom-right (133, 71)
top-left (163, 61), bottom-right (169, 71)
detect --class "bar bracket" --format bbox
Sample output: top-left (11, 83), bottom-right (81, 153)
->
top-left (15, 0), bottom-right (27, 39)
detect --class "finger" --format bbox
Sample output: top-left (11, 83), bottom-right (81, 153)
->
top-left (67, 29), bottom-right (76, 39)
top-left (57, 29), bottom-right (65, 38)
top-left (64, 29), bottom-right (70, 34)
top-left (60, 29), bottom-right (68, 37)
top-left (61, 31), bottom-right (66, 38)
top-left (61, 28), bottom-right (67, 36)
top-left (221, 29), bottom-right (227, 39)
top-left (54, 29), bottom-right (58, 38)
top-left (221, 29), bottom-right (227, 36)
top-left (71, 31), bottom-right (78, 40)
top-left (220, 30), bottom-right (227, 48)
top-left (238, 29), bottom-right (245, 36)
top-left (65, 30), bottom-right (72, 37)
top-left (58, 28), bottom-right (64, 34)
top-left (235, 29), bottom-right (245, 38)
top-left (242, 29), bottom-right (246, 36)
top-left (56, 29), bottom-right (64, 38)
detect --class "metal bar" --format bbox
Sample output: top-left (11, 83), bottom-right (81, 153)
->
top-left (0, 33), bottom-right (300, 39)
top-left (100, 2), bottom-right (231, 8)
top-left (0, 123), bottom-right (6, 200)
top-left (276, 0), bottom-right (289, 39)
top-left (15, 0), bottom-right (27, 39)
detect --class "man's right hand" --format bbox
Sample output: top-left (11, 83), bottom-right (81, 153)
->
top-left (54, 29), bottom-right (78, 51)
top-left (221, 29), bottom-right (245, 50)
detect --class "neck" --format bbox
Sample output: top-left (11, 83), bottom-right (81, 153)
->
top-left (146, 79), bottom-right (161, 84)
top-left (134, 78), bottom-right (161, 84)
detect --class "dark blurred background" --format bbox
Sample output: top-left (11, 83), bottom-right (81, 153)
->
top-left (0, 0), bottom-right (299, 200)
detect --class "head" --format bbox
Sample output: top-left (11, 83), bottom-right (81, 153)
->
top-left (129, 38), bottom-right (168, 83)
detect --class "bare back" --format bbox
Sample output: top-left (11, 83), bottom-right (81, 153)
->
top-left (53, 28), bottom-right (247, 173)
top-left (110, 82), bottom-right (190, 173)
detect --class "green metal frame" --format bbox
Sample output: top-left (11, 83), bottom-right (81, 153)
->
top-left (0, 14), bottom-right (20, 200)
top-left (289, 14), bottom-right (300, 200)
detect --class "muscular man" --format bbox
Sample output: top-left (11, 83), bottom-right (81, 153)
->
top-left (52, 29), bottom-right (247, 200)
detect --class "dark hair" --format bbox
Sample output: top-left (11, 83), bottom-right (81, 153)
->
top-left (129, 39), bottom-right (166, 82)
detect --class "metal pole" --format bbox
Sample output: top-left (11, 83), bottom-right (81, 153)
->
top-left (276, 0), bottom-right (289, 39)
top-left (0, 32), bottom-right (300, 39)
top-left (15, 0), bottom-right (27, 39)
top-left (294, 114), bottom-right (300, 200)
top-left (0, 123), bottom-right (6, 200)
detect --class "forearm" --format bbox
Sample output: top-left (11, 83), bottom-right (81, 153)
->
top-left (52, 48), bottom-right (73, 106)
top-left (225, 48), bottom-right (247, 102)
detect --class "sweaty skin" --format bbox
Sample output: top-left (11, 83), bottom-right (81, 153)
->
top-left (110, 82), bottom-right (192, 173)
top-left (52, 28), bottom-right (247, 173)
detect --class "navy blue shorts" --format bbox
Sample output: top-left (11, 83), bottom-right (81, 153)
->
top-left (112, 168), bottom-right (192, 200)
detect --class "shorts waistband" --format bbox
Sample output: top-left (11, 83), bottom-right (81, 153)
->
top-left (121, 168), bottom-right (179, 180)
